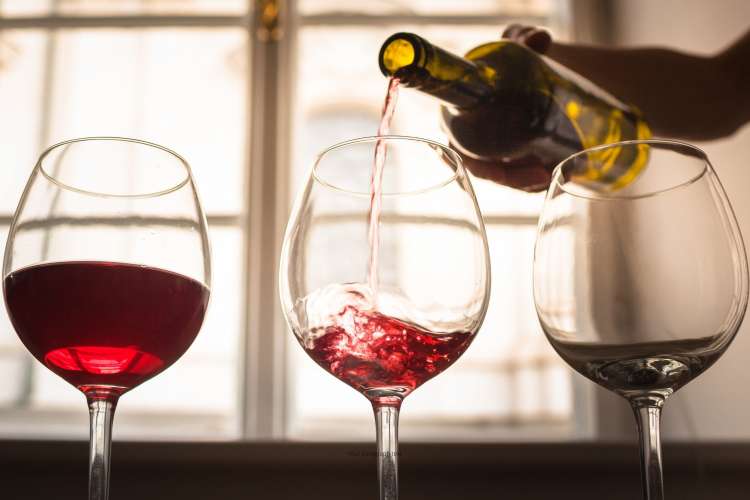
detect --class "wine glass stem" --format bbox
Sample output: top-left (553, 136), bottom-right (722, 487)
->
top-left (374, 403), bottom-right (400, 500)
top-left (631, 397), bottom-right (665, 500)
top-left (87, 396), bottom-right (118, 500)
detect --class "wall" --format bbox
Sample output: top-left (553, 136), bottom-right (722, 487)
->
top-left (609, 0), bottom-right (750, 440)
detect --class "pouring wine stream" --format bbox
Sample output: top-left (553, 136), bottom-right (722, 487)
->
top-left (368, 77), bottom-right (400, 299)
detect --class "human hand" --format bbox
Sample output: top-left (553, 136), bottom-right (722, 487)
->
top-left (502, 24), bottom-right (552, 54)
top-left (452, 25), bottom-right (556, 192)
top-left (457, 153), bottom-right (553, 193)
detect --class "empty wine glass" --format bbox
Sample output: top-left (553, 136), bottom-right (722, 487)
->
top-left (2, 137), bottom-right (211, 500)
top-left (534, 139), bottom-right (748, 500)
top-left (279, 135), bottom-right (490, 500)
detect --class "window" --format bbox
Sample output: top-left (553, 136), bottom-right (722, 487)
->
top-left (0, 0), bottom-right (584, 441)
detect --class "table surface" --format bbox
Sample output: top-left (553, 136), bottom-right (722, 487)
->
top-left (1, 440), bottom-right (749, 499)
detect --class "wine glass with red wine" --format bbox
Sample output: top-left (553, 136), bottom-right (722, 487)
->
top-left (280, 136), bottom-right (490, 500)
top-left (2, 137), bottom-right (211, 500)
top-left (534, 139), bottom-right (748, 500)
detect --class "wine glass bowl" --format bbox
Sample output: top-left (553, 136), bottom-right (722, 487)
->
top-left (280, 135), bottom-right (490, 498)
top-left (534, 139), bottom-right (748, 499)
top-left (281, 136), bottom-right (489, 402)
top-left (5, 137), bottom-right (210, 284)
top-left (2, 137), bottom-right (211, 500)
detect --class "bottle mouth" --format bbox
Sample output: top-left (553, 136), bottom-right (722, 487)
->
top-left (379, 32), bottom-right (425, 77)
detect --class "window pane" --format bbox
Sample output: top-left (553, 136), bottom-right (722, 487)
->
top-left (0, 0), bottom-right (50, 16)
top-left (45, 29), bottom-right (246, 214)
top-left (117, 225), bottom-right (243, 438)
top-left (0, 220), bottom-right (242, 438)
top-left (0, 227), bottom-right (30, 408)
top-left (0, 31), bottom-right (46, 213)
top-left (405, 224), bottom-right (571, 426)
top-left (0, 0), bottom-right (246, 16)
top-left (299, 0), bottom-right (554, 16)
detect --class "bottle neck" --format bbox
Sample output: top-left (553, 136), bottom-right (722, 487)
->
top-left (379, 32), bottom-right (495, 109)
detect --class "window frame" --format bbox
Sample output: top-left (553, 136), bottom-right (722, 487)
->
top-left (0, 0), bottom-right (618, 442)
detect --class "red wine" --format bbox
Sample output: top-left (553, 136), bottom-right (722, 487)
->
top-left (368, 77), bottom-right (400, 294)
top-left (4, 261), bottom-right (209, 396)
top-left (304, 303), bottom-right (473, 401)
top-left (547, 333), bottom-right (725, 398)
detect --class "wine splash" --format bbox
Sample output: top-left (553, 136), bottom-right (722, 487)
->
top-left (304, 303), bottom-right (473, 399)
top-left (367, 77), bottom-right (400, 296)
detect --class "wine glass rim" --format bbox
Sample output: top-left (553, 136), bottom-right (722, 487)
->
top-left (312, 135), bottom-right (462, 197)
top-left (37, 136), bottom-right (192, 199)
top-left (552, 139), bottom-right (709, 201)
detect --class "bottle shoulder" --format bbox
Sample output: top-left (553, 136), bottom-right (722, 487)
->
top-left (463, 40), bottom-right (549, 90)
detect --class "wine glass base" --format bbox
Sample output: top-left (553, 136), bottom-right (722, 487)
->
top-left (80, 385), bottom-right (128, 402)
top-left (364, 388), bottom-right (406, 408)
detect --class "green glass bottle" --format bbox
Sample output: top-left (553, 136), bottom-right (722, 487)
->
top-left (379, 32), bottom-right (651, 190)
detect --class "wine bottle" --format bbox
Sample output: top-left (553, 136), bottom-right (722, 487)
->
top-left (379, 32), bottom-right (651, 190)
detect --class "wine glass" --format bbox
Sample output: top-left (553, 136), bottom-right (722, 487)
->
top-left (2, 137), bottom-right (211, 500)
top-left (534, 139), bottom-right (748, 500)
top-left (280, 135), bottom-right (490, 500)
